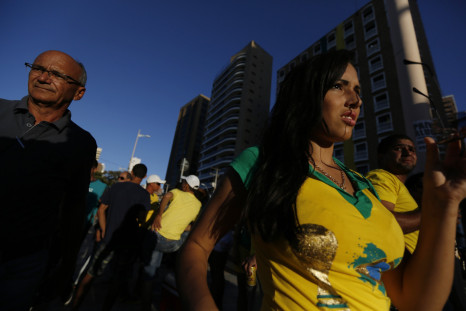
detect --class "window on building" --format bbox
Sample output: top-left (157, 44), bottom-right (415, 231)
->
top-left (344, 20), bottom-right (354, 37)
top-left (369, 55), bottom-right (383, 73)
top-left (362, 5), bottom-right (375, 24)
top-left (366, 38), bottom-right (380, 56)
top-left (371, 73), bottom-right (386, 92)
top-left (353, 121), bottom-right (366, 140)
top-left (376, 113), bottom-right (393, 133)
top-left (374, 92), bottom-right (390, 111)
top-left (354, 142), bottom-right (368, 161)
top-left (345, 34), bottom-right (356, 50)
top-left (364, 20), bottom-right (377, 40)
top-left (314, 44), bottom-right (321, 55)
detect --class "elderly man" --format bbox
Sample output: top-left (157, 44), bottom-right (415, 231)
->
top-left (0, 50), bottom-right (96, 310)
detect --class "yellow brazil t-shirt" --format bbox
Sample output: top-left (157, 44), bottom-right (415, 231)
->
top-left (366, 169), bottom-right (419, 254)
top-left (158, 188), bottom-right (201, 240)
top-left (230, 147), bottom-right (405, 311)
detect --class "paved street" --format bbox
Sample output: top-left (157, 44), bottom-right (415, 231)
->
top-left (45, 258), bottom-right (244, 311)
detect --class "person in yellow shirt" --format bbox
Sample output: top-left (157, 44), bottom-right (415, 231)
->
top-left (366, 134), bottom-right (420, 254)
top-left (141, 175), bottom-right (202, 310)
top-left (146, 174), bottom-right (165, 202)
top-left (176, 50), bottom-right (466, 311)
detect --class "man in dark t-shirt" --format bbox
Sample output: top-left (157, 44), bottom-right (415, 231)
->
top-left (71, 164), bottom-right (151, 309)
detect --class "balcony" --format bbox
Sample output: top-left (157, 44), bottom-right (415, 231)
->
top-left (204, 116), bottom-right (239, 137)
top-left (200, 147), bottom-right (236, 163)
top-left (203, 125), bottom-right (237, 144)
top-left (377, 122), bottom-right (392, 134)
top-left (208, 96), bottom-right (242, 119)
top-left (353, 126), bottom-right (366, 140)
top-left (199, 156), bottom-right (235, 173)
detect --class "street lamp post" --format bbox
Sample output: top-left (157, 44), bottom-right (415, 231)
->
top-left (129, 129), bottom-right (150, 170)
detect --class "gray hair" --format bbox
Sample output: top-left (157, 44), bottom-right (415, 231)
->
top-left (76, 61), bottom-right (87, 86)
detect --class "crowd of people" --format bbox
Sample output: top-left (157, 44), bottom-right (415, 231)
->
top-left (1, 49), bottom-right (466, 311)
top-left (0, 50), bottom-right (206, 311)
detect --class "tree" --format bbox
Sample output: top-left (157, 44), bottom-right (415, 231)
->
top-left (95, 170), bottom-right (122, 186)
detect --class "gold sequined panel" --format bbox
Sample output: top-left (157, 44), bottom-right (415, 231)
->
top-left (292, 224), bottom-right (350, 310)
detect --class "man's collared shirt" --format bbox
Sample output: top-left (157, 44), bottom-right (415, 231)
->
top-left (0, 96), bottom-right (96, 257)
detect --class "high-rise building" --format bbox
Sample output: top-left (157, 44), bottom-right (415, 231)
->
top-left (165, 94), bottom-right (210, 189)
top-left (442, 95), bottom-right (458, 127)
top-left (198, 41), bottom-right (273, 188)
top-left (277, 0), bottom-right (448, 174)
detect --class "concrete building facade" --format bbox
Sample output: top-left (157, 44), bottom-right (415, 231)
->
top-left (198, 41), bottom-right (273, 187)
top-left (277, 0), bottom-right (448, 174)
top-left (165, 94), bottom-right (210, 189)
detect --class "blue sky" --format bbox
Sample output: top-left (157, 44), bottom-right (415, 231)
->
top-left (1, 0), bottom-right (465, 180)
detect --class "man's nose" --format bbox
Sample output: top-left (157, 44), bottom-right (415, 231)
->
top-left (401, 147), bottom-right (413, 155)
top-left (37, 70), bottom-right (52, 83)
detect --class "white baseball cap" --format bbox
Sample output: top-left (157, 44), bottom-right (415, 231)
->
top-left (181, 175), bottom-right (200, 190)
top-left (147, 174), bottom-right (166, 184)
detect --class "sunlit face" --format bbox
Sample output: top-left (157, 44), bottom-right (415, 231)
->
top-left (28, 51), bottom-right (85, 109)
top-left (382, 139), bottom-right (417, 175)
top-left (148, 182), bottom-right (161, 193)
top-left (312, 63), bottom-right (362, 144)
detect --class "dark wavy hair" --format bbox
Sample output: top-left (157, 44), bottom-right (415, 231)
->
top-left (245, 49), bottom-right (354, 243)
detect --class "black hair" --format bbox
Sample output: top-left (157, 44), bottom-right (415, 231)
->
top-left (246, 49), bottom-right (355, 243)
top-left (377, 134), bottom-right (414, 155)
top-left (131, 163), bottom-right (147, 179)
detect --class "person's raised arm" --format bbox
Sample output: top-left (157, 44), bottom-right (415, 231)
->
top-left (176, 168), bottom-right (247, 311)
top-left (383, 136), bottom-right (466, 311)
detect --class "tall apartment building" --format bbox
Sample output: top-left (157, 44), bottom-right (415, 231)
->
top-left (442, 95), bottom-right (458, 127)
top-left (198, 41), bottom-right (273, 187)
top-left (165, 94), bottom-right (210, 189)
top-left (277, 0), bottom-right (447, 174)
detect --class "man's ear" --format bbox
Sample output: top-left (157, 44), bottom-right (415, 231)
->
top-left (73, 86), bottom-right (86, 101)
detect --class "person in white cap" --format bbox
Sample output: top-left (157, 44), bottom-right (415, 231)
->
top-left (140, 175), bottom-right (202, 310)
top-left (146, 174), bottom-right (166, 205)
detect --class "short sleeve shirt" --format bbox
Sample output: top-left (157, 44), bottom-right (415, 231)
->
top-left (158, 189), bottom-right (201, 240)
top-left (100, 181), bottom-right (151, 243)
top-left (366, 169), bottom-right (419, 253)
top-left (230, 147), bottom-right (405, 310)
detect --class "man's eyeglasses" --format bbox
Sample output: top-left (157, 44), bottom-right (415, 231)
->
top-left (118, 176), bottom-right (126, 180)
top-left (25, 63), bottom-right (83, 86)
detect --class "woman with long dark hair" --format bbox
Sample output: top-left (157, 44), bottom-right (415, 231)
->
top-left (176, 50), bottom-right (466, 310)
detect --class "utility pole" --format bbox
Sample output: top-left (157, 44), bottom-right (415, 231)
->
top-left (129, 129), bottom-right (150, 170)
